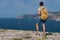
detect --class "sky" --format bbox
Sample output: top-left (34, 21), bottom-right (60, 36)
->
top-left (0, 0), bottom-right (60, 18)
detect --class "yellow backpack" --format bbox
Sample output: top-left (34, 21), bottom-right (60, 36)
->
top-left (40, 8), bottom-right (48, 20)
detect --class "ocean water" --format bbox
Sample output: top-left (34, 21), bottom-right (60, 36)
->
top-left (0, 18), bottom-right (60, 32)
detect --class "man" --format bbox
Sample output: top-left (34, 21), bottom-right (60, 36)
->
top-left (36, 2), bottom-right (48, 35)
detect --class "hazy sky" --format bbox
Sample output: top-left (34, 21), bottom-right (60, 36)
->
top-left (0, 0), bottom-right (60, 18)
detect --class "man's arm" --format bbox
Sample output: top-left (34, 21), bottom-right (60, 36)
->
top-left (38, 9), bottom-right (41, 16)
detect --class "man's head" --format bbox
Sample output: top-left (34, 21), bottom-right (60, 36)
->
top-left (39, 2), bottom-right (44, 6)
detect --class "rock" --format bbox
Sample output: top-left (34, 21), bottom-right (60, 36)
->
top-left (0, 29), bottom-right (60, 40)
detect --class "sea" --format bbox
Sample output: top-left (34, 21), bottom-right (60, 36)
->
top-left (0, 18), bottom-right (60, 32)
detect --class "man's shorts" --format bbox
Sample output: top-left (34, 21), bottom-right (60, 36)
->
top-left (37, 18), bottom-right (46, 24)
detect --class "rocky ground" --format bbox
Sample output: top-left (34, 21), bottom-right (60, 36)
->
top-left (0, 29), bottom-right (60, 40)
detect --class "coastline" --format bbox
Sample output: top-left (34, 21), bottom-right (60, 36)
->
top-left (0, 29), bottom-right (60, 40)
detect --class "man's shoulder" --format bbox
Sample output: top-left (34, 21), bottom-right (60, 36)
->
top-left (38, 7), bottom-right (41, 11)
top-left (38, 6), bottom-right (46, 9)
top-left (41, 6), bottom-right (46, 9)
top-left (38, 6), bottom-right (47, 11)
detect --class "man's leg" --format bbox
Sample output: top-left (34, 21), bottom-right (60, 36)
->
top-left (42, 23), bottom-right (46, 35)
top-left (36, 23), bottom-right (39, 33)
top-left (36, 18), bottom-right (41, 35)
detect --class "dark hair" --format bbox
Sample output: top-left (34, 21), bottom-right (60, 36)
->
top-left (39, 2), bottom-right (44, 6)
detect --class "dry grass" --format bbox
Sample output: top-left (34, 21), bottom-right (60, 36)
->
top-left (23, 35), bottom-right (32, 39)
top-left (11, 38), bottom-right (23, 40)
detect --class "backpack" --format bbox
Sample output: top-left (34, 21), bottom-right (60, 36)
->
top-left (40, 7), bottom-right (48, 20)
